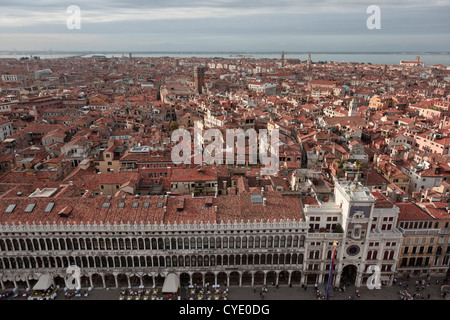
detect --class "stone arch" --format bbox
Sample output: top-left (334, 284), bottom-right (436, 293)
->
top-left (180, 273), bottom-right (190, 286)
top-left (266, 271), bottom-right (277, 285)
top-left (229, 271), bottom-right (240, 286)
top-left (104, 274), bottom-right (116, 287)
top-left (242, 271), bottom-right (252, 286)
top-left (92, 273), bottom-right (103, 287)
top-left (192, 272), bottom-right (203, 286)
top-left (205, 272), bottom-right (215, 285)
top-left (117, 274), bottom-right (128, 288)
top-left (291, 271), bottom-right (301, 285)
top-left (217, 272), bottom-right (227, 286)
top-left (254, 271), bottom-right (264, 285)
top-left (342, 264), bottom-right (358, 285)
top-left (278, 271), bottom-right (289, 285)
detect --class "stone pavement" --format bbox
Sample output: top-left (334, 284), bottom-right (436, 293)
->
top-left (48, 275), bottom-right (447, 301)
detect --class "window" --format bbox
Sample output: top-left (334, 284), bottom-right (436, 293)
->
top-left (5, 204), bottom-right (16, 213)
top-left (24, 204), bottom-right (36, 213)
top-left (44, 202), bottom-right (55, 213)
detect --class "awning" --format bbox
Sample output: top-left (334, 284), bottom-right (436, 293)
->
top-left (33, 275), bottom-right (54, 291)
top-left (162, 273), bottom-right (180, 293)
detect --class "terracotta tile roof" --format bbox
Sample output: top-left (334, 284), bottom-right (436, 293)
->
top-left (0, 190), bottom-right (304, 226)
top-left (396, 202), bottom-right (434, 221)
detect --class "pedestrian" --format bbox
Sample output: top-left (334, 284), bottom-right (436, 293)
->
top-left (253, 286), bottom-right (256, 293)
top-left (427, 293), bottom-right (430, 299)
top-left (304, 285), bottom-right (307, 291)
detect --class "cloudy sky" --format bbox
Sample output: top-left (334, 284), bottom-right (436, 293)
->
top-left (0, 0), bottom-right (449, 52)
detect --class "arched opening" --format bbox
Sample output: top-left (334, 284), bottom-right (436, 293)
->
top-left (229, 271), bottom-right (240, 286)
top-left (54, 275), bottom-right (65, 288)
top-left (155, 274), bottom-right (165, 287)
top-left (104, 274), bottom-right (116, 287)
top-left (266, 271), bottom-right (277, 286)
top-left (291, 271), bottom-right (301, 285)
top-left (217, 272), bottom-right (227, 286)
top-left (192, 273), bottom-right (203, 286)
top-left (254, 271), bottom-right (264, 285)
top-left (129, 275), bottom-right (140, 287)
top-left (142, 275), bottom-right (153, 287)
top-left (92, 273), bottom-right (103, 288)
top-left (180, 273), bottom-right (190, 286)
top-left (80, 275), bottom-right (90, 288)
top-left (117, 274), bottom-right (128, 288)
top-left (242, 272), bottom-right (252, 286)
top-left (204, 272), bottom-right (215, 285)
top-left (278, 271), bottom-right (289, 285)
top-left (342, 264), bottom-right (358, 286)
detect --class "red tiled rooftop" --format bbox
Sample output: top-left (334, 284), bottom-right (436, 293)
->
top-left (396, 202), bottom-right (434, 221)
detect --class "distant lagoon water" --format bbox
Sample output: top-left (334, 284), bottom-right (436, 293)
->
top-left (1, 52), bottom-right (449, 66)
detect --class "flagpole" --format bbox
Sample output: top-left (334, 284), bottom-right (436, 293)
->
top-left (326, 241), bottom-right (338, 300)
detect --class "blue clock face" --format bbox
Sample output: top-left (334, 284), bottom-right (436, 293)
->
top-left (347, 245), bottom-right (360, 256)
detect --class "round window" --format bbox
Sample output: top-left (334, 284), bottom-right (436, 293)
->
top-left (347, 245), bottom-right (360, 256)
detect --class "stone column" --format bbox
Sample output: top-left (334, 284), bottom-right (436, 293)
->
top-left (287, 271), bottom-right (292, 286)
top-left (251, 271), bottom-right (255, 287)
top-left (89, 275), bottom-right (94, 288)
top-left (214, 272), bottom-right (218, 286)
top-left (101, 274), bottom-right (106, 288)
top-left (355, 271), bottom-right (362, 288)
top-left (114, 274), bottom-right (118, 288)
top-left (318, 273), bottom-right (323, 285)
top-left (263, 271), bottom-right (267, 286)
top-left (239, 272), bottom-right (242, 287)
top-left (275, 271), bottom-right (280, 285)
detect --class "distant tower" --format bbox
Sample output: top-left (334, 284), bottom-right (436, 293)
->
top-left (415, 56), bottom-right (420, 62)
top-left (348, 98), bottom-right (358, 117)
top-left (307, 53), bottom-right (312, 69)
top-left (281, 51), bottom-right (285, 67)
top-left (194, 66), bottom-right (206, 94)
top-left (129, 53), bottom-right (132, 59)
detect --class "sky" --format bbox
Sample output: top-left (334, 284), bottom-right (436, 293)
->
top-left (0, 0), bottom-right (449, 52)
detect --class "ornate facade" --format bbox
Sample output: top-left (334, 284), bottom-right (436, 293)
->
top-left (0, 179), bottom-right (405, 290)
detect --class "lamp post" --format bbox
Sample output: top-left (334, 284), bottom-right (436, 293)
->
top-left (326, 241), bottom-right (338, 300)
